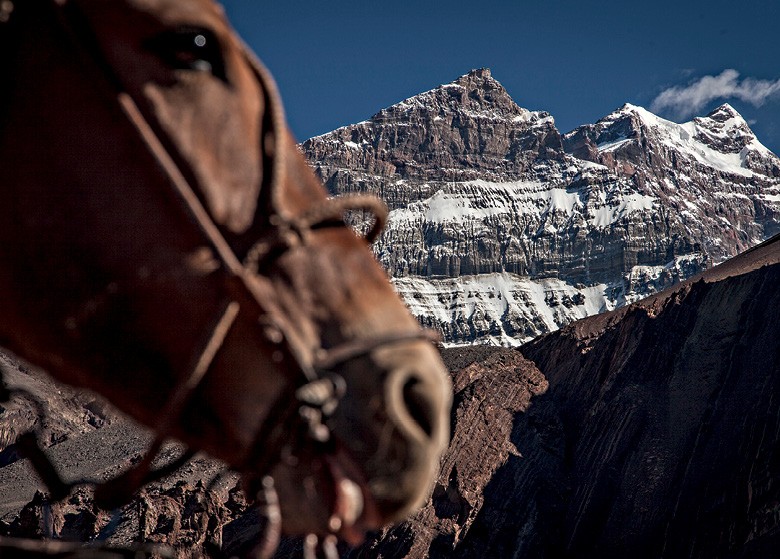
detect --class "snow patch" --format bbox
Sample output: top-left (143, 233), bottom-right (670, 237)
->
top-left (589, 193), bottom-right (657, 228)
top-left (393, 273), bottom-right (615, 346)
top-left (597, 136), bottom-right (631, 152)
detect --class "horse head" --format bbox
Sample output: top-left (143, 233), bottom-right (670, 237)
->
top-left (0, 0), bottom-right (451, 544)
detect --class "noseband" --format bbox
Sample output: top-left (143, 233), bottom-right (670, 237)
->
top-left (2, 0), bottom-right (439, 543)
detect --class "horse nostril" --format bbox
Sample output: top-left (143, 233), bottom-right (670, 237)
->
top-left (401, 377), bottom-right (435, 438)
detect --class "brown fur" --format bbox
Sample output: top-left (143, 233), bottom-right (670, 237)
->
top-left (0, 0), bottom-right (451, 538)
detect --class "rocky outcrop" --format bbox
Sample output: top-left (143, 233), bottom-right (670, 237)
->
top-left (356, 234), bottom-right (780, 558)
top-left (1, 481), bottom-right (237, 552)
top-left (0, 353), bottom-right (121, 468)
top-left (0, 357), bottom-right (252, 558)
top-left (302, 70), bottom-right (780, 345)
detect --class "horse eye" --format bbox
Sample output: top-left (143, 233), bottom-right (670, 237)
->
top-left (145, 27), bottom-right (227, 82)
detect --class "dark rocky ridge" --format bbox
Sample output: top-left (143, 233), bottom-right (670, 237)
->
top-left (302, 70), bottom-right (780, 345)
top-left (354, 234), bottom-right (780, 558)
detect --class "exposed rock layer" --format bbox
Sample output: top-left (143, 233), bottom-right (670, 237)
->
top-left (352, 346), bottom-right (548, 559)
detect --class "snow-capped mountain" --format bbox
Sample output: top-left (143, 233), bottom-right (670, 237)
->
top-left (563, 102), bottom-right (780, 262)
top-left (302, 69), bottom-right (780, 345)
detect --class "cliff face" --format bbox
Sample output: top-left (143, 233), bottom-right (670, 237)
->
top-left (354, 234), bottom-right (780, 559)
top-left (514, 243), bottom-right (780, 558)
top-left (302, 70), bottom-right (780, 345)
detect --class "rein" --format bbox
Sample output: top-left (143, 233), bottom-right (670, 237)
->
top-left (2, 0), bottom-right (439, 554)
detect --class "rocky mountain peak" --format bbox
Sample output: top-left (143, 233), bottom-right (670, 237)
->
top-left (452, 67), bottom-right (497, 91)
top-left (579, 102), bottom-right (664, 139)
top-left (461, 66), bottom-right (492, 79)
top-left (705, 102), bottom-right (743, 123)
top-left (562, 100), bottom-right (779, 179)
top-left (372, 67), bottom-right (547, 128)
top-left (448, 68), bottom-right (535, 118)
top-left (561, 103), bottom-right (645, 163)
top-left (692, 103), bottom-right (765, 155)
top-left (302, 70), bottom-right (564, 187)
top-left (607, 102), bottom-right (651, 122)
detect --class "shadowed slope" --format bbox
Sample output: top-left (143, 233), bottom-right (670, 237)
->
top-left (507, 232), bottom-right (780, 558)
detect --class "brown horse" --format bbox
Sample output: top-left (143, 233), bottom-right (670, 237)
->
top-left (0, 0), bottom-right (451, 551)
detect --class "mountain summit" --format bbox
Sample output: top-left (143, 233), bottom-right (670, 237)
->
top-left (379, 67), bottom-right (525, 122)
top-left (302, 71), bottom-right (780, 345)
top-left (303, 69), bottom-right (562, 188)
top-left (564, 102), bottom-right (779, 179)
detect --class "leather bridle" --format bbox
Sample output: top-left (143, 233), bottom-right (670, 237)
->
top-left (2, 0), bottom-right (440, 540)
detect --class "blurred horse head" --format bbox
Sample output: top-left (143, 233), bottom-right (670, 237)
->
top-left (0, 0), bottom-right (451, 546)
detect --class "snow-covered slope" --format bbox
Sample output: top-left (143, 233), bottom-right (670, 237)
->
top-left (395, 253), bottom-right (706, 346)
top-left (302, 69), bottom-right (780, 345)
top-left (564, 102), bottom-right (780, 260)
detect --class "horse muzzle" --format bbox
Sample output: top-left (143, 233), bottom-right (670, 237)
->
top-left (260, 339), bottom-right (452, 541)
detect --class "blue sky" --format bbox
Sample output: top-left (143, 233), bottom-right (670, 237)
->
top-left (221, 0), bottom-right (780, 153)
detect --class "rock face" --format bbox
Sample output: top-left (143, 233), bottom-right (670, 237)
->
top-left (301, 69), bottom-right (780, 345)
top-left (355, 234), bottom-right (780, 558)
